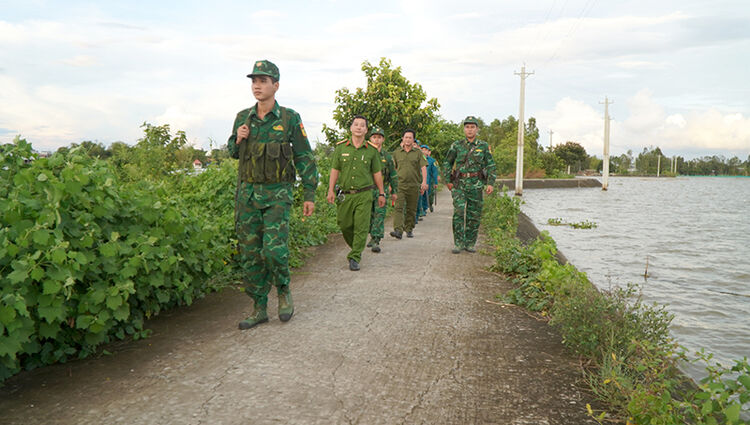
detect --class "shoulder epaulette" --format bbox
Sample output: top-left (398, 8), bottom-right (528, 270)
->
top-left (337, 139), bottom-right (349, 145)
top-left (367, 141), bottom-right (377, 149)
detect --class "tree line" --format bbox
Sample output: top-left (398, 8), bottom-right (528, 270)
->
top-left (46, 57), bottom-right (749, 178)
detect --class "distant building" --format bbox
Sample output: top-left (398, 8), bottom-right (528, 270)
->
top-left (193, 159), bottom-right (202, 170)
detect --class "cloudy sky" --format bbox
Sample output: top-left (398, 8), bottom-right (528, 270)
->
top-left (1, 0), bottom-right (749, 159)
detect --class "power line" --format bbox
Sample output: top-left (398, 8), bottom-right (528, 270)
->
top-left (543, 0), bottom-right (599, 66)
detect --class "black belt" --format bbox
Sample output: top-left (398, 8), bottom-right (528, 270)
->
top-left (340, 185), bottom-right (374, 194)
top-left (459, 172), bottom-right (480, 178)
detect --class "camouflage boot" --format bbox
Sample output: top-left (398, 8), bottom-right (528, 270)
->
top-left (371, 238), bottom-right (381, 253)
top-left (238, 301), bottom-right (268, 330)
top-left (278, 287), bottom-right (294, 322)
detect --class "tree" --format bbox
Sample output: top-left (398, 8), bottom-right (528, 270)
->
top-left (114, 123), bottom-right (187, 181)
top-left (552, 142), bottom-right (588, 172)
top-left (325, 58), bottom-right (440, 150)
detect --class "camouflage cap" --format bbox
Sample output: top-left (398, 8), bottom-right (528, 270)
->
top-left (371, 126), bottom-right (385, 136)
top-left (247, 60), bottom-right (280, 81)
top-left (420, 144), bottom-right (429, 150)
top-left (463, 116), bottom-right (479, 125)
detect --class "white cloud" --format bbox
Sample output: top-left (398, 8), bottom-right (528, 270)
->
top-left (251, 10), bottom-right (283, 19)
top-left (62, 54), bottom-right (97, 67)
top-left (535, 90), bottom-right (750, 158)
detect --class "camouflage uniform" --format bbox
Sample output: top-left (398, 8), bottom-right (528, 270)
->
top-left (369, 129), bottom-right (398, 246)
top-left (331, 139), bottom-right (382, 263)
top-left (442, 116), bottom-right (496, 250)
top-left (391, 146), bottom-right (427, 234)
top-left (228, 61), bottom-right (318, 318)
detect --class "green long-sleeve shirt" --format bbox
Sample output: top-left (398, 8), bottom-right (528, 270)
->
top-left (378, 149), bottom-right (399, 194)
top-left (442, 138), bottom-right (497, 188)
top-left (228, 101), bottom-right (318, 202)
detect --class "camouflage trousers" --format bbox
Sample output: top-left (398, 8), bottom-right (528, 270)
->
top-left (369, 188), bottom-right (389, 242)
top-left (451, 185), bottom-right (484, 248)
top-left (337, 190), bottom-right (373, 262)
top-left (428, 186), bottom-right (436, 210)
top-left (236, 184), bottom-right (292, 307)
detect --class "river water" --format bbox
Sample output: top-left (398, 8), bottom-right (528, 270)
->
top-left (516, 176), bottom-right (749, 379)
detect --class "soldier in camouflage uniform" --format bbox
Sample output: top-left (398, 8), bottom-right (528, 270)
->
top-left (443, 116), bottom-right (496, 254)
top-left (327, 116), bottom-right (386, 271)
top-left (228, 60), bottom-right (318, 330)
top-left (366, 126), bottom-right (398, 253)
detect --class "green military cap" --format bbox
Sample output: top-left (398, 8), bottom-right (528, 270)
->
top-left (371, 126), bottom-right (385, 136)
top-left (247, 59), bottom-right (280, 81)
top-left (463, 116), bottom-right (479, 125)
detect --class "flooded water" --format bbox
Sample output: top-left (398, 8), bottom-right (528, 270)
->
top-left (517, 177), bottom-right (750, 379)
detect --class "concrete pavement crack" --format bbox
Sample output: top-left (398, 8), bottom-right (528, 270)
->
top-left (195, 362), bottom-right (236, 425)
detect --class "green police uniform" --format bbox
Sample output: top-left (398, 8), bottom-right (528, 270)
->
top-left (228, 60), bottom-right (318, 329)
top-left (442, 116), bottom-right (496, 251)
top-left (391, 146), bottom-right (427, 235)
top-left (331, 139), bottom-right (382, 263)
top-left (368, 127), bottom-right (398, 251)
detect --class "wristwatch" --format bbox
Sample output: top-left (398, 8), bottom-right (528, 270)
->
top-left (378, 193), bottom-right (386, 197)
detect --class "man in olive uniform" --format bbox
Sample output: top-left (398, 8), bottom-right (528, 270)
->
top-left (228, 60), bottom-right (318, 330)
top-left (390, 129), bottom-right (428, 239)
top-left (327, 115), bottom-right (386, 271)
top-left (367, 126), bottom-right (398, 253)
top-left (443, 116), bottom-right (496, 254)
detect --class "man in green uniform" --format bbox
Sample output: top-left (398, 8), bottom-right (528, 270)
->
top-left (228, 60), bottom-right (318, 330)
top-left (327, 115), bottom-right (386, 271)
top-left (366, 126), bottom-right (398, 253)
top-left (443, 116), bottom-right (496, 254)
top-left (390, 129), bottom-right (428, 239)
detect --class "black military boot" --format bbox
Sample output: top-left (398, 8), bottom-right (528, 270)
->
top-left (389, 230), bottom-right (402, 239)
top-left (371, 239), bottom-right (381, 253)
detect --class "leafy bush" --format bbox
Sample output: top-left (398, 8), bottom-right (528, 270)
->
top-left (1, 139), bottom-right (230, 381)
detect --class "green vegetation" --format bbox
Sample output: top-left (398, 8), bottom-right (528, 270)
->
top-left (482, 192), bottom-right (750, 424)
top-left (0, 130), bottom-right (338, 383)
top-left (547, 218), bottom-right (598, 229)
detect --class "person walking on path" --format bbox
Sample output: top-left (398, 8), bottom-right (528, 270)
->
top-left (327, 116), bottom-right (386, 271)
top-left (443, 116), bottom-right (496, 254)
top-left (390, 129), bottom-right (427, 239)
top-left (420, 144), bottom-right (440, 214)
top-left (367, 126), bottom-right (398, 253)
top-left (228, 59), bottom-right (318, 330)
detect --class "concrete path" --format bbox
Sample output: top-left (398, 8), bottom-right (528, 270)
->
top-left (0, 191), bottom-right (598, 424)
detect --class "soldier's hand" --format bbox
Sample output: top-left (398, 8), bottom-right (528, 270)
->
top-left (303, 201), bottom-right (315, 216)
top-left (485, 185), bottom-right (494, 195)
top-left (378, 196), bottom-right (386, 208)
top-left (391, 193), bottom-right (398, 203)
top-left (446, 183), bottom-right (454, 191)
top-left (236, 124), bottom-right (250, 144)
top-left (326, 191), bottom-right (336, 204)
top-left (420, 183), bottom-right (428, 194)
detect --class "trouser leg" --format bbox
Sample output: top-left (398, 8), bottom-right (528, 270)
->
top-left (451, 188), bottom-right (467, 247)
top-left (403, 186), bottom-right (419, 232)
top-left (348, 191), bottom-right (372, 262)
top-left (464, 188), bottom-right (484, 248)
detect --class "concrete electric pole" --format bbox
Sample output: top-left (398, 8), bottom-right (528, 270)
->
top-left (549, 129), bottom-right (554, 151)
top-left (514, 65), bottom-right (534, 196)
top-left (600, 96), bottom-right (613, 191)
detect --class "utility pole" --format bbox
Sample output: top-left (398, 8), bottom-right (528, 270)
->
top-left (657, 155), bottom-right (661, 177)
top-left (514, 65), bottom-right (533, 196)
top-left (549, 129), bottom-right (554, 151)
top-left (600, 96), bottom-right (613, 190)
